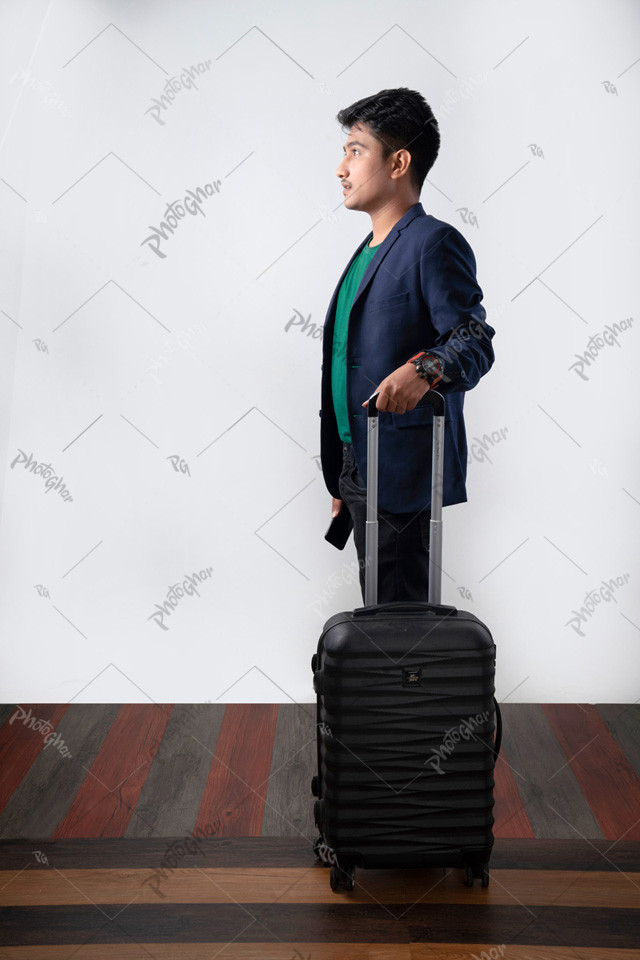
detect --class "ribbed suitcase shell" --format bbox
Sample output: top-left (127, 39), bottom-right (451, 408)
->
top-left (313, 603), bottom-right (497, 872)
top-left (312, 390), bottom-right (500, 886)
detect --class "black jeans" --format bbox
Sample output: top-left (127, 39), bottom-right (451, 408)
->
top-left (338, 442), bottom-right (431, 604)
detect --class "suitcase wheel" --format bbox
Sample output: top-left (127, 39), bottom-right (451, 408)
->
top-left (330, 864), bottom-right (355, 893)
top-left (464, 863), bottom-right (490, 887)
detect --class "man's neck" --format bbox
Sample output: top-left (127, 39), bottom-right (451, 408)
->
top-left (368, 197), bottom-right (420, 247)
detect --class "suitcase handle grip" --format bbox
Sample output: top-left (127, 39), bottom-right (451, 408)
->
top-left (366, 388), bottom-right (445, 418)
top-left (353, 601), bottom-right (457, 618)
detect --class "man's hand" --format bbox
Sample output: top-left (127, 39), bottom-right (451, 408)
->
top-left (331, 497), bottom-right (342, 518)
top-left (361, 361), bottom-right (429, 414)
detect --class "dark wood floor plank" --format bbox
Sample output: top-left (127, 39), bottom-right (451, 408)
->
top-left (543, 704), bottom-right (640, 841)
top-left (0, 903), bottom-right (639, 947)
top-left (261, 702), bottom-right (316, 838)
top-left (597, 704), bottom-right (640, 780)
top-left (52, 705), bottom-right (173, 839)
top-left (125, 704), bottom-right (226, 838)
top-left (0, 837), bottom-right (638, 871)
top-left (492, 741), bottom-right (535, 838)
top-left (194, 705), bottom-right (278, 837)
top-left (0, 704), bottom-right (121, 840)
top-left (498, 703), bottom-right (603, 839)
top-left (0, 705), bottom-right (69, 816)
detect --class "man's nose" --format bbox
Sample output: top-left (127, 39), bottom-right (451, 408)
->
top-left (336, 159), bottom-right (348, 178)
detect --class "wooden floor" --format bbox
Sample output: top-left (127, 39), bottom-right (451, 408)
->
top-left (1, 702), bottom-right (639, 955)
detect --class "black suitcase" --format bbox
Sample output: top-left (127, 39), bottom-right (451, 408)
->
top-left (311, 389), bottom-right (502, 893)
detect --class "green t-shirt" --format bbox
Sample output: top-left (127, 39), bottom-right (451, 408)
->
top-left (331, 239), bottom-right (381, 442)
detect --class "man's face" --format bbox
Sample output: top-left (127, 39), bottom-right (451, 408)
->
top-left (336, 123), bottom-right (395, 212)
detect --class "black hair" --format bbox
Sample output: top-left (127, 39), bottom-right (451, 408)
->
top-left (336, 87), bottom-right (440, 193)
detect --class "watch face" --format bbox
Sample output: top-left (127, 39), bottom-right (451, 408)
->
top-left (422, 357), bottom-right (439, 374)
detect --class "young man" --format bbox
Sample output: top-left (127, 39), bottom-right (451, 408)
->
top-left (320, 87), bottom-right (495, 603)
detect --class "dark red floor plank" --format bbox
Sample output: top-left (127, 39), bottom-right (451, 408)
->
top-left (52, 705), bottom-right (173, 838)
top-left (492, 742), bottom-right (535, 838)
top-left (543, 703), bottom-right (640, 842)
top-left (0, 705), bottom-right (68, 816)
top-left (194, 704), bottom-right (279, 837)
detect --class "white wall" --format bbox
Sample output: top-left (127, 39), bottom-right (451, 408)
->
top-left (1, 0), bottom-right (638, 704)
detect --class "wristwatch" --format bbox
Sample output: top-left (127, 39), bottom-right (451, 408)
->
top-left (407, 351), bottom-right (443, 387)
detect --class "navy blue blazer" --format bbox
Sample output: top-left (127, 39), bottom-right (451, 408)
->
top-left (320, 202), bottom-right (495, 515)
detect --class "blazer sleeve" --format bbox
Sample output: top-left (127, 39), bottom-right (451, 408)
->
top-left (418, 225), bottom-right (495, 393)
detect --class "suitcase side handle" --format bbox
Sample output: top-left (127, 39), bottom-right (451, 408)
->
top-left (353, 601), bottom-right (457, 618)
top-left (493, 697), bottom-right (502, 759)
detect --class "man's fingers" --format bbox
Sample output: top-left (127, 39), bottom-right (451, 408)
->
top-left (331, 497), bottom-right (343, 518)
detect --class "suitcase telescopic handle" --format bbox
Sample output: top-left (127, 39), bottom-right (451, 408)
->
top-left (363, 389), bottom-right (445, 607)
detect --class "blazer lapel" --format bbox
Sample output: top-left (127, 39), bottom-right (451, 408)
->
top-left (322, 202), bottom-right (426, 362)
top-left (349, 202), bottom-right (425, 316)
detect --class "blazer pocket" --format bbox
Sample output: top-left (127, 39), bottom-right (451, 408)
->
top-left (366, 291), bottom-right (411, 313)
